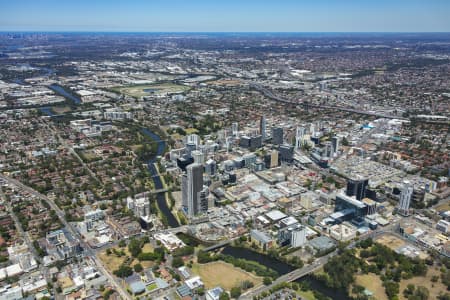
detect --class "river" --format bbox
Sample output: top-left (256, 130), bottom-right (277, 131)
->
top-left (296, 275), bottom-right (351, 300)
top-left (221, 246), bottom-right (294, 275)
top-left (48, 84), bottom-right (81, 104)
top-left (140, 128), bottom-right (179, 228)
top-left (221, 246), bottom-right (351, 300)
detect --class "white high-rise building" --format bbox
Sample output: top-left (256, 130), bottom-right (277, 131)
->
top-left (295, 126), bottom-right (305, 149)
top-left (232, 122), bottom-right (239, 136)
top-left (398, 181), bottom-right (413, 216)
top-left (291, 227), bottom-right (307, 247)
top-left (332, 136), bottom-right (340, 155)
top-left (260, 116), bottom-right (266, 140)
top-left (186, 134), bottom-right (200, 148)
top-left (126, 195), bottom-right (151, 218)
top-left (191, 150), bottom-right (205, 165)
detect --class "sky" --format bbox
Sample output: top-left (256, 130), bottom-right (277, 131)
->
top-left (1, 0), bottom-right (450, 32)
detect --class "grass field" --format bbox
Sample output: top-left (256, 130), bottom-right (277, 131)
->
top-left (111, 83), bottom-right (189, 98)
top-left (191, 261), bottom-right (262, 291)
top-left (355, 274), bottom-right (388, 300)
top-left (399, 266), bottom-right (447, 300)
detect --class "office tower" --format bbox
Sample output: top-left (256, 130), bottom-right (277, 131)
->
top-left (243, 153), bottom-right (257, 168)
top-left (346, 178), bottom-right (369, 201)
top-left (332, 136), bottom-right (339, 155)
top-left (291, 227), bottom-right (307, 247)
top-left (239, 136), bottom-right (251, 148)
top-left (186, 134), bottom-right (200, 148)
top-left (309, 123), bottom-right (315, 136)
top-left (270, 150), bottom-right (279, 168)
top-left (205, 159), bottom-right (216, 176)
top-left (279, 144), bottom-right (294, 163)
top-left (271, 127), bottom-right (283, 145)
top-left (324, 141), bottom-right (333, 158)
top-left (260, 115), bottom-right (266, 140)
top-left (232, 122), bottom-right (239, 136)
top-left (182, 163), bottom-right (206, 218)
top-left (182, 174), bottom-right (188, 209)
top-left (185, 143), bottom-right (197, 157)
top-left (198, 187), bottom-right (209, 213)
top-left (250, 135), bottom-right (262, 150)
top-left (191, 150), bottom-right (205, 165)
top-left (295, 126), bottom-right (305, 149)
top-left (398, 181), bottom-right (413, 216)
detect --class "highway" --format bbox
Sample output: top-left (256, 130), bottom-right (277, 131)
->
top-left (249, 82), bottom-right (408, 120)
top-left (0, 174), bottom-right (132, 300)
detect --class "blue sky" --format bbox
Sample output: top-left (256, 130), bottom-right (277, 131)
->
top-left (1, 0), bottom-right (449, 32)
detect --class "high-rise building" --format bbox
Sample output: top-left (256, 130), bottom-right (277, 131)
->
top-left (186, 134), bottom-right (200, 148)
top-left (182, 163), bottom-right (208, 218)
top-left (346, 178), bottom-right (369, 201)
top-left (191, 150), bottom-right (205, 165)
top-left (324, 141), bottom-right (333, 158)
top-left (205, 159), bottom-right (216, 176)
top-left (270, 150), bottom-right (279, 168)
top-left (260, 116), bottom-right (266, 140)
top-left (398, 181), bottom-right (413, 216)
top-left (279, 144), bottom-right (294, 163)
top-left (295, 126), bottom-right (305, 149)
top-left (309, 123), bottom-right (315, 136)
top-left (291, 227), bottom-right (307, 248)
top-left (250, 135), bottom-right (262, 150)
top-left (332, 136), bottom-right (339, 155)
top-left (271, 127), bottom-right (283, 145)
top-left (232, 122), bottom-right (239, 136)
top-left (126, 195), bottom-right (151, 218)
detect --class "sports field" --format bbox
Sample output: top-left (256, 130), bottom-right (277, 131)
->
top-left (191, 261), bottom-right (262, 290)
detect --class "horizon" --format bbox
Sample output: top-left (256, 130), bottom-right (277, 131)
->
top-left (1, 0), bottom-right (450, 32)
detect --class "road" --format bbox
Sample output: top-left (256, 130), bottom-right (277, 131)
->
top-left (241, 221), bottom-right (401, 299)
top-left (240, 251), bottom-right (336, 299)
top-left (0, 183), bottom-right (41, 263)
top-left (0, 174), bottom-right (132, 300)
top-left (46, 123), bottom-right (101, 184)
top-left (249, 82), bottom-right (408, 120)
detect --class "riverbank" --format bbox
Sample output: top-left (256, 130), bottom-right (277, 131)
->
top-left (138, 127), bottom-right (179, 228)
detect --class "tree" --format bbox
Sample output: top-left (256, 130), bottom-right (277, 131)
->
top-left (113, 265), bottom-right (133, 278)
top-left (263, 277), bottom-right (272, 285)
top-left (196, 287), bottom-right (205, 296)
top-left (133, 263), bottom-right (143, 273)
top-left (384, 280), bottom-right (399, 300)
top-left (172, 257), bottom-right (184, 268)
top-left (230, 287), bottom-right (241, 298)
top-left (118, 240), bottom-right (126, 248)
top-left (128, 238), bottom-right (142, 257)
top-left (219, 292), bottom-right (230, 300)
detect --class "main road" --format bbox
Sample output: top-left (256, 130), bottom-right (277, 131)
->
top-left (249, 82), bottom-right (408, 120)
top-left (240, 251), bottom-right (336, 299)
top-left (0, 174), bottom-right (132, 300)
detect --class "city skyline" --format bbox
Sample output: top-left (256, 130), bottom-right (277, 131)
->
top-left (1, 0), bottom-right (450, 32)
